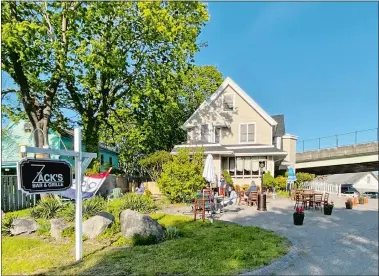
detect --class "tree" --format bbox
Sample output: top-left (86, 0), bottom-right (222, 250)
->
top-left (100, 65), bottom-right (223, 174)
top-left (139, 151), bottom-right (173, 182)
top-left (275, 175), bottom-right (287, 190)
top-left (2, 1), bottom-right (210, 157)
top-left (263, 171), bottom-right (276, 190)
top-left (157, 148), bottom-right (205, 203)
top-left (2, 1), bottom-right (74, 147)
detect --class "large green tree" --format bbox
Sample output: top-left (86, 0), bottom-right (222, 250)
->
top-left (2, 1), bottom-right (210, 155)
top-left (100, 65), bottom-right (223, 175)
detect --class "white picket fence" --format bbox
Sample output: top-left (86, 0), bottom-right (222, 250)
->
top-left (303, 181), bottom-right (341, 195)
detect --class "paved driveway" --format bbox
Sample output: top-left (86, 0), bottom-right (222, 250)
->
top-left (220, 195), bottom-right (379, 275)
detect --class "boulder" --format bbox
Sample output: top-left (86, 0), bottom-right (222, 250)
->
top-left (83, 212), bottom-right (114, 239)
top-left (120, 209), bottom-right (165, 241)
top-left (50, 218), bottom-right (70, 240)
top-left (11, 218), bottom-right (38, 235)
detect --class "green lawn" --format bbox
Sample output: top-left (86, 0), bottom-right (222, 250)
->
top-left (2, 213), bottom-right (290, 275)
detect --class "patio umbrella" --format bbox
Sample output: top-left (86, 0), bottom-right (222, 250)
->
top-left (203, 154), bottom-right (216, 185)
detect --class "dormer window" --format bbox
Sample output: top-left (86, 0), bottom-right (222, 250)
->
top-left (24, 122), bottom-right (32, 133)
top-left (223, 93), bottom-right (235, 111)
top-left (201, 124), bottom-right (209, 142)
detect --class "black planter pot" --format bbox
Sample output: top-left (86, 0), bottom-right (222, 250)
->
top-left (324, 205), bottom-right (333, 215)
top-left (345, 202), bottom-right (353, 209)
top-left (293, 213), bottom-right (304, 225)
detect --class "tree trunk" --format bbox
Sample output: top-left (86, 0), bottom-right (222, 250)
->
top-left (83, 117), bottom-right (100, 169)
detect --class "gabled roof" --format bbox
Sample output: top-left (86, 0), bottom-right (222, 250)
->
top-left (182, 77), bottom-right (278, 128)
top-left (272, 114), bottom-right (286, 137)
top-left (324, 172), bottom-right (378, 185)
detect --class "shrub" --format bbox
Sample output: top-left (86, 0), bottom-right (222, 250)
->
top-left (263, 171), bottom-right (276, 189)
top-left (36, 219), bottom-right (51, 236)
top-left (165, 226), bottom-right (180, 240)
top-left (275, 175), bottom-right (287, 190)
top-left (1, 214), bottom-right (18, 236)
top-left (144, 189), bottom-right (152, 198)
top-left (222, 170), bottom-right (234, 187)
top-left (112, 236), bottom-right (133, 247)
top-left (58, 196), bottom-right (106, 222)
top-left (62, 225), bottom-right (75, 238)
top-left (107, 193), bottom-right (157, 219)
top-left (139, 151), bottom-right (173, 182)
top-left (85, 160), bottom-right (100, 176)
top-left (157, 148), bottom-right (205, 203)
top-left (30, 197), bottom-right (63, 219)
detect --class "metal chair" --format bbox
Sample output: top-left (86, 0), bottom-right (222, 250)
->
top-left (294, 192), bottom-right (304, 209)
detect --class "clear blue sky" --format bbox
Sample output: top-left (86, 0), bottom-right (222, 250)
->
top-left (195, 2), bottom-right (378, 146)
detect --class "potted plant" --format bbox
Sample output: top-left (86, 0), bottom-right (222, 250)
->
top-left (293, 207), bottom-right (305, 225)
top-left (345, 198), bottom-right (353, 209)
top-left (358, 195), bottom-right (365, 204)
top-left (324, 201), bottom-right (334, 215)
top-left (364, 197), bottom-right (369, 204)
top-left (353, 196), bottom-right (358, 206)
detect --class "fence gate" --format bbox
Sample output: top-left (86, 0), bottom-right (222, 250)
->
top-left (1, 175), bottom-right (37, 212)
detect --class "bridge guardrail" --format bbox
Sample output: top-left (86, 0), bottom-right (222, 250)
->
top-left (297, 128), bottom-right (378, 153)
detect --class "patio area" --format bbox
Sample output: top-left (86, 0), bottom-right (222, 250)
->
top-left (220, 195), bottom-right (379, 275)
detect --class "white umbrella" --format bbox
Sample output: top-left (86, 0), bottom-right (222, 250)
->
top-left (203, 154), bottom-right (216, 184)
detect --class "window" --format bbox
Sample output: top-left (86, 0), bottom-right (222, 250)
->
top-left (100, 154), bottom-right (104, 165)
top-left (215, 128), bottom-right (221, 143)
top-left (109, 157), bottom-right (113, 166)
top-left (223, 93), bottom-right (234, 111)
top-left (236, 157), bottom-right (243, 176)
top-left (24, 122), bottom-right (32, 133)
top-left (240, 123), bottom-right (255, 143)
top-left (187, 129), bottom-right (193, 142)
top-left (201, 124), bottom-right (209, 142)
top-left (244, 158), bottom-right (251, 176)
top-left (229, 158), bottom-right (235, 176)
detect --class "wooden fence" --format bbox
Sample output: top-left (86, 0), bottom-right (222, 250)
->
top-left (1, 175), bottom-right (37, 212)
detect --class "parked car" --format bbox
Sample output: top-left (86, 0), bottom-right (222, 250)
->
top-left (341, 191), bottom-right (360, 197)
top-left (362, 192), bottom-right (378, 199)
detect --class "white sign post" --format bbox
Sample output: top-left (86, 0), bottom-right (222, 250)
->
top-left (19, 127), bottom-right (96, 262)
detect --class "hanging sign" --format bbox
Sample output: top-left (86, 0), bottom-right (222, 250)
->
top-left (287, 167), bottom-right (297, 182)
top-left (18, 158), bottom-right (72, 193)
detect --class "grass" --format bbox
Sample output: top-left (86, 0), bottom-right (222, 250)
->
top-left (2, 212), bottom-right (289, 275)
top-left (276, 190), bottom-right (290, 197)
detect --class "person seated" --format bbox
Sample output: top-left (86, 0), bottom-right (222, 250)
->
top-left (244, 181), bottom-right (258, 200)
top-left (135, 182), bottom-right (145, 194)
top-left (222, 187), bottom-right (238, 206)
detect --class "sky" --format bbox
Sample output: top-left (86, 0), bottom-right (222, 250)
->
top-left (195, 2), bottom-right (378, 149)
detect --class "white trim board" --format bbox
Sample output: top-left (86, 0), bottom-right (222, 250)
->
top-left (181, 77), bottom-right (277, 129)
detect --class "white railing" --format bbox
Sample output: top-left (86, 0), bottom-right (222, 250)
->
top-left (303, 181), bottom-right (340, 195)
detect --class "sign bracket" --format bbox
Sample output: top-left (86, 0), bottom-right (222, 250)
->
top-left (19, 128), bottom-right (95, 262)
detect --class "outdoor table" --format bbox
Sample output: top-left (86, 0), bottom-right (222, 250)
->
top-left (214, 196), bottom-right (224, 213)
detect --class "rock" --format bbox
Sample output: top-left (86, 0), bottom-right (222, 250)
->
top-left (11, 218), bottom-right (38, 235)
top-left (50, 218), bottom-right (70, 240)
top-left (1, 210), bottom-right (4, 220)
top-left (120, 209), bottom-right (165, 241)
top-left (83, 212), bottom-right (114, 239)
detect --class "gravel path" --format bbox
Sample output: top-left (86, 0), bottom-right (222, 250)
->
top-left (220, 195), bottom-right (379, 275)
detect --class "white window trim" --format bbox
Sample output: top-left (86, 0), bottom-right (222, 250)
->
top-left (239, 122), bottom-right (257, 144)
top-left (214, 127), bottom-right (222, 143)
top-left (222, 92), bottom-right (235, 112)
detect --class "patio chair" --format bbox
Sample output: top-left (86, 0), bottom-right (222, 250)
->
top-left (57, 168), bottom-right (112, 200)
top-left (107, 187), bottom-right (123, 201)
top-left (314, 194), bottom-right (323, 211)
top-left (247, 191), bottom-right (258, 207)
top-left (294, 192), bottom-right (304, 209)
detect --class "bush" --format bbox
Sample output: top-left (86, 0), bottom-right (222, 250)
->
top-left (112, 236), bottom-right (132, 247)
top-left (222, 170), bottom-right (234, 187)
top-left (58, 196), bottom-right (106, 222)
top-left (275, 175), bottom-right (287, 190)
top-left (36, 219), bottom-right (51, 236)
top-left (1, 214), bottom-right (18, 236)
top-left (107, 193), bottom-right (157, 219)
top-left (139, 151), bottom-right (173, 182)
top-left (30, 197), bottom-right (63, 219)
top-left (157, 148), bottom-right (205, 203)
top-left (165, 226), bottom-right (180, 240)
top-left (61, 225), bottom-right (75, 238)
top-left (263, 171), bottom-right (276, 189)
top-left (144, 189), bottom-right (152, 198)
top-left (85, 160), bottom-right (100, 176)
